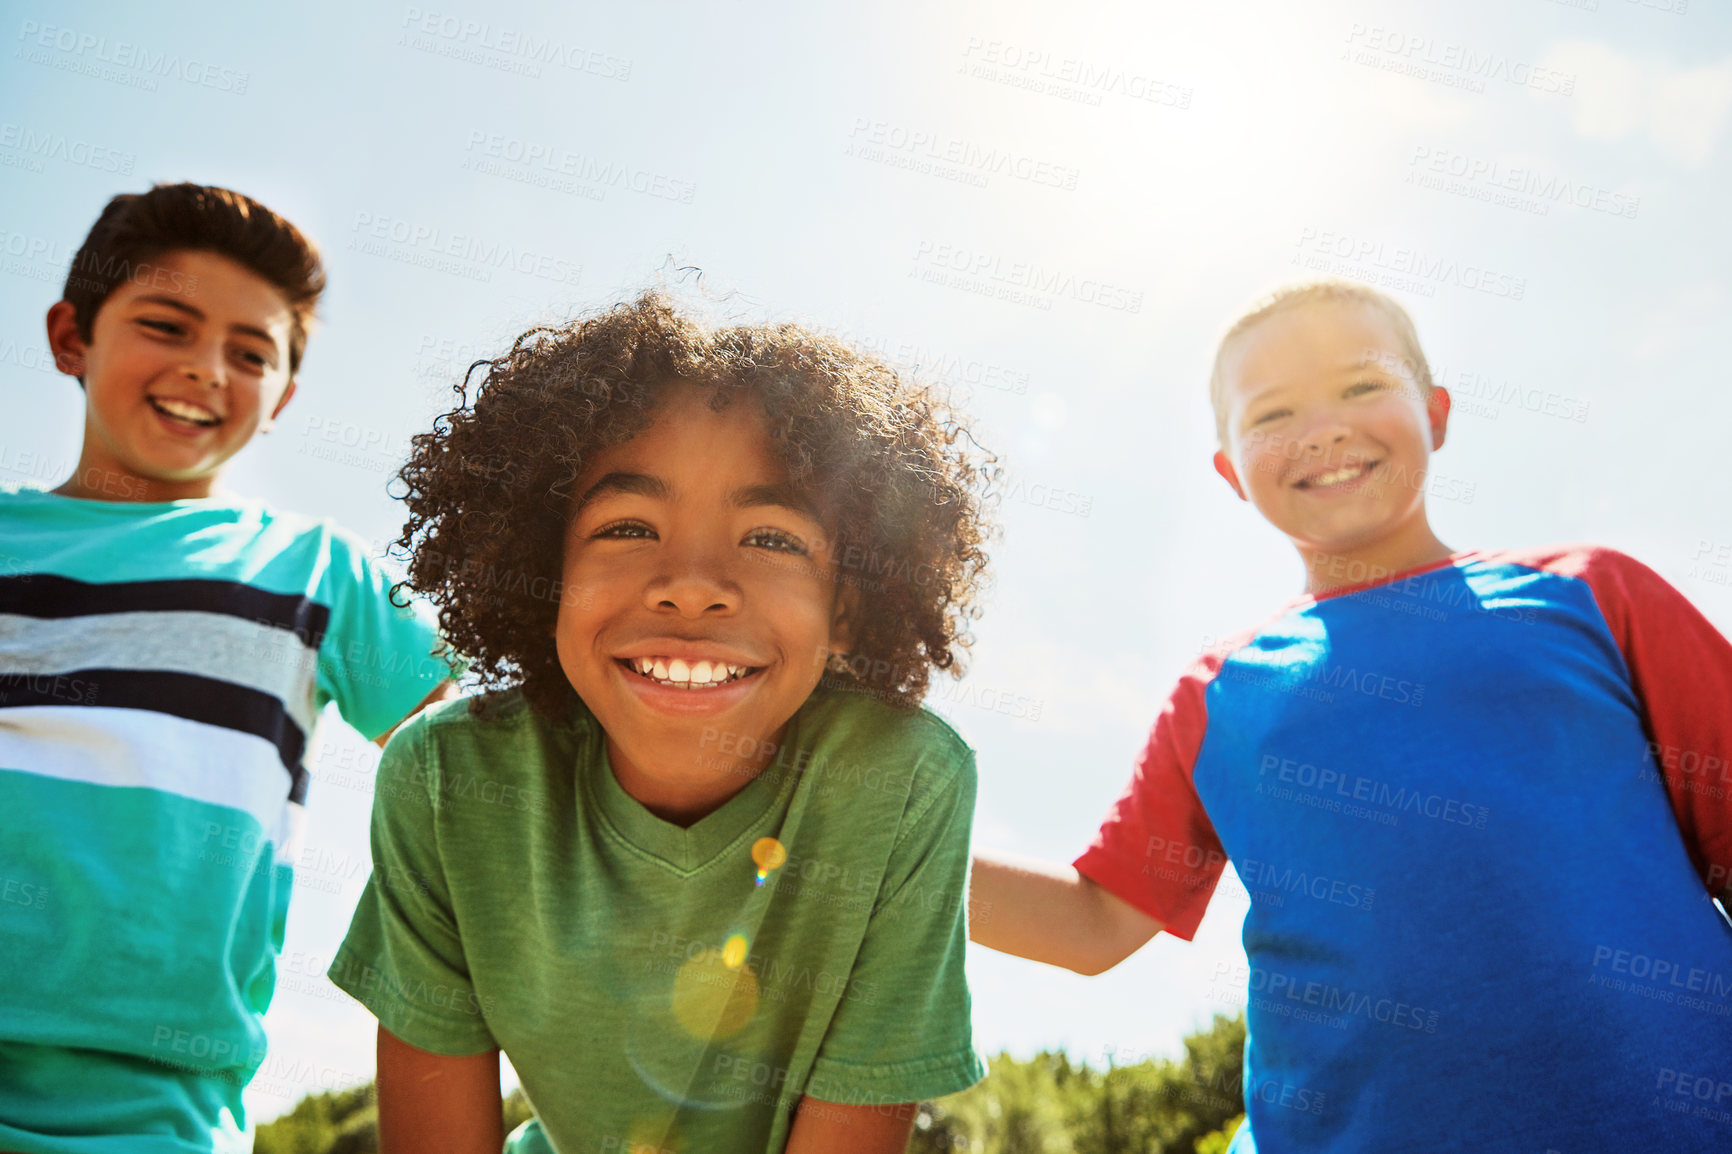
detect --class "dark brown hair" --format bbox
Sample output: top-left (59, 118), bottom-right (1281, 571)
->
top-left (394, 292), bottom-right (997, 717)
top-left (63, 182), bottom-right (324, 373)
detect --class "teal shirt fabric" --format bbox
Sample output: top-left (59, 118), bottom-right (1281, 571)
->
top-left (0, 486), bottom-right (452, 1153)
top-left (331, 687), bottom-right (986, 1153)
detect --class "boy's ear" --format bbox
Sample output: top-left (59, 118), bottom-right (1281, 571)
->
top-left (1427, 386), bottom-right (1452, 451)
top-left (1212, 449), bottom-right (1248, 502)
top-left (45, 301), bottom-right (87, 380)
top-left (828, 582), bottom-right (860, 655)
top-left (260, 378), bottom-right (298, 431)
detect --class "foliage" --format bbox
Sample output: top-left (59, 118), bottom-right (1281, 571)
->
top-left (908, 1013), bottom-right (1246, 1154)
top-left (1192, 1115), bottom-right (1243, 1154)
top-left (254, 1016), bottom-right (1246, 1154)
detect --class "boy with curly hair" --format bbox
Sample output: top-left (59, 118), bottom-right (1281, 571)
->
top-left (0, 184), bottom-right (455, 1151)
top-left (328, 293), bottom-right (995, 1153)
top-left (972, 282), bottom-right (1732, 1152)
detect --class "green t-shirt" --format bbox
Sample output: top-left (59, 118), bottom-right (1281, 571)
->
top-left (329, 686), bottom-right (985, 1153)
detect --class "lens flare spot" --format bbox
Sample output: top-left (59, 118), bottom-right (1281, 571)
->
top-left (752, 837), bottom-right (787, 874)
top-left (670, 948), bottom-right (759, 1039)
top-left (722, 933), bottom-right (749, 970)
top-left (625, 1119), bottom-right (681, 1154)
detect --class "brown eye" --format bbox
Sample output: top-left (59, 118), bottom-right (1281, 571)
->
top-left (593, 520), bottom-right (656, 541)
top-left (744, 528), bottom-right (807, 555)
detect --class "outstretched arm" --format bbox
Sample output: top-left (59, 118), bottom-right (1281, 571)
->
top-left (785, 1098), bottom-right (917, 1154)
top-left (376, 1026), bottom-right (504, 1154)
top-left (969, 850), bottom-right (1163, 976)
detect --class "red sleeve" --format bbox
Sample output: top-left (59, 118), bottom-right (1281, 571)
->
top-left (1535, 545), bottom-right (1732, 895)
top-left (1073, 656), bottom-right (1227, 941)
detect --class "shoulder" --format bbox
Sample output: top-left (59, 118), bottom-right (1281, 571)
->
top-left (0, 482), bottom-right (48, 503)
top-left (808, 686), bottom-right (973, 765)
top-left (1471, 542), bottom-right (1676, 600)
top-left (392, 688), bottom-right (579, 776)
top-left (798, 688), bottom-right (977, 817)
top-left (406, 687), bottom-right (558, 744)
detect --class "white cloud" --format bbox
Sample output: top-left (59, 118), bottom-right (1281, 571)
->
top-left (1542, 41), bottom-right (1732, 168)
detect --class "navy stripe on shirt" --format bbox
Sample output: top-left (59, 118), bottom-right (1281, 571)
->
top-left (0, 574), bottom-right (331, 651)
top-left (0, 667), bottom-right (310, 803)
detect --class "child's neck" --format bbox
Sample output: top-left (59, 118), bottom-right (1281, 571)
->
top-left (53, 446), bottom-right (217, 503)
top-left (1297, 518), bottom-right (1455, 597)
top-left (606, 733), bottom-right (781, 829)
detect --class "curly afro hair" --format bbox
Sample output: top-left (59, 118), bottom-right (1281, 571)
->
top-left (394, 291), bottom-right (997, 718)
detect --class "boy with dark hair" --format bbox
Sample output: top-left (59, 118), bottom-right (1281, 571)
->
top-left (328, 293), bottom-right (993, 1153)
top-left (0, 183), bottom-right (456, 1152)
top-left (971, 282), bottom-right (1732, 1152)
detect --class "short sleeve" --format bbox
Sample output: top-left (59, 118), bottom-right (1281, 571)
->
top-left (1073, 665), bottom-right (1228, 941)
top-left (1567, 549), bottom-right (1732, 895)
top-left (315, 530), bottom-right (454, 741)
top-left (327, 714), bottom-right (497, 1054)
top-left (803, 748), bottom-right (986, 1105)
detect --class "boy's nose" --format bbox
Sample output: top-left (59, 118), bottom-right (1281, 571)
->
top-left (1298, 417), bottom-right (1351, 453)
top-left (179, 341), bottom-right (227, 388)
top-left (646, 565), bottom-right (741, 618)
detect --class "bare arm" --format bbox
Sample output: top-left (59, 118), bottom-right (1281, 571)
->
top-left (969, 850), bottom-right (1163, 976)
top-left (375, 680), bottom-right (462, 749)
top-left (376, 1026), bottom-right (504, 1154)
top-left (785, 1098), bottom-right (916, 1154)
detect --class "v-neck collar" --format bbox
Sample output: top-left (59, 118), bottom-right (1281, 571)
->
top-left (582, 713), bottom-right (804, 875)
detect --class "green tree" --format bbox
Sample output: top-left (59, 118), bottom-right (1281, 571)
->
top-left (260, 1014), bottom-right (1249, 1154)
top-left (908, 1014), bottom-right (1245, 1154)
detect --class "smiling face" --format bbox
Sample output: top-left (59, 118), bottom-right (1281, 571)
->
top-left (46, 248), bottom-right (297, 502)
top-left (1212, 300), bottom-right (1454, 588)
top-left (554, 390), bottom-right (852, 824)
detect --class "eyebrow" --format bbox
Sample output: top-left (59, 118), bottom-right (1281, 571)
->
top-left (730, 483), bottom-right (823, 522)
top-left (574, 472), bottom-right (670, 511)
top-left (573, 473), bottom-right (822, 522)
top-left (132, 294), bottom-right (281, 348)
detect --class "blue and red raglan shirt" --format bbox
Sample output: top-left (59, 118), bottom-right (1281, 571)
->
top-left (1075, 545), bottom-right (1732, 1153)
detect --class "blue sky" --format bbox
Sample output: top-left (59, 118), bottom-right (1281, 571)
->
top-left (4, 0), bottom-right (1730, 1124)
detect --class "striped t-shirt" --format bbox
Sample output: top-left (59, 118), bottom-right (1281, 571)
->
top-left (0, 486), bottom-right (450, 1153)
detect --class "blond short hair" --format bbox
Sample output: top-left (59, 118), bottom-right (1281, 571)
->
top-left (1208, 281), bottom-right (1433, 445)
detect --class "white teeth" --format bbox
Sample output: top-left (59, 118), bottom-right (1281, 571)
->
top-left (1308, 464), bottom-right (1365, 488)
top-left (628, 656), bottom-right (754, 687)
top-left (152, 397), bottom-right (218, 424)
